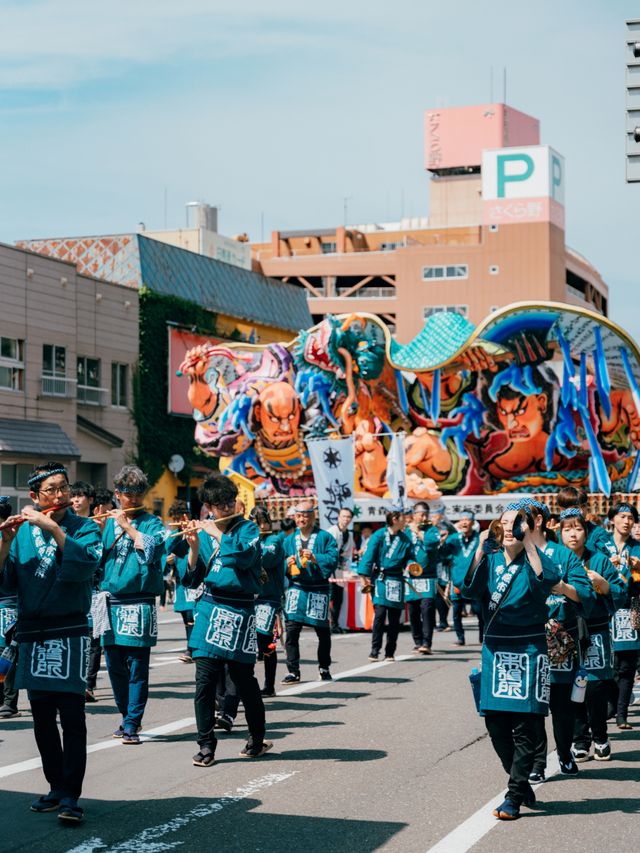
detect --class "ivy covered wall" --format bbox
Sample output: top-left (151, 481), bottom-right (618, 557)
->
top-left (133, 287), bottom-right (221, 487)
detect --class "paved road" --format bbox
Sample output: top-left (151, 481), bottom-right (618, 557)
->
top-left (0, 614), bottom-right (638, 853)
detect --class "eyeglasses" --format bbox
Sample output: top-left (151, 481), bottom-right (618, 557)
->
top-left (212, 499), bottom-right (236, 509)
top-left (39, 484), bottom-right (71, 497)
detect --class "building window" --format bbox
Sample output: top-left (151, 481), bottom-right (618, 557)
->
top-left (77, 356), bottom-right (102, 405)
top-left (42, 344), bottom-right (69, 396)
top-left (423, 305), bottom-right (469, 319)
top-left (0, 336), bottom-right (25, 392)
top-left (489, 265), bottom-right (499, 275)
top-left (380, 242), bottom-right (402, 251)
top-left (422, 265), bottom-right (468, 281)
top-left (111, 362), bottom-right (128, 407)
top-left (321, 242), bottom-right (336, 254)
top-left (0, 463), bottom-right (32, 490)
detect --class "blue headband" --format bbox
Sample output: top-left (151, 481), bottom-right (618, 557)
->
top-left (27, 468), bottom-right (68, 489)
top-left (560, 508), bottom-right (583, 520)
top-left (615, 503), bottom-right (635, 516)
top-left (504, 500), bottom-right (531, 512)
top-left (116, 486), bottom-right (147, 494)
top-left (529, 500), bottom-right (551, 520)
top-left (0, 496), bottom-right (10, 505)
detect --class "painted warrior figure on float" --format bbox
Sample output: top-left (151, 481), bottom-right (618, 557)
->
top-left (177, 303), bottom-right (640, 499)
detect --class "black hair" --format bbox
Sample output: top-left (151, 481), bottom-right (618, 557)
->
top-left (413, 502), bottom-right (430, 514)
top-left (93, 487), bottom-right (114, 507)
top-left (70, 481), bottom-right (96, 500)
top-left (557, 486), bottom-right (588, 511)
top-left (198, 473), bottom-right (238, 507)
top-left (385, 510), bottom-right (403, 527)
top-left (113, 465), bottom-right (149, 494)
top-left (0, 498), bottom-right (12, 521)
top-left (610, 502), bottom-right (639, 524)
top-left (528, 503), bottom-right (548, 534)
top-left (250, 507), bottom-right (272, 526)
top-left (280, 518), bottom-right (296, 533)
top-left (28, 461), bottom-right (69, 491)
top-left (168, 499), bottom-right (189, 518)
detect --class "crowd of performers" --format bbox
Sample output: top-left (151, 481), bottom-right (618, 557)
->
top-left (0, 463), bottom-right (639, 825)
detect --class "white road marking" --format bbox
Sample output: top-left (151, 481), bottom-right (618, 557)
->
top-left (277, 654), bottom-right (413, 696)
top-left (0, 654), bottom-right (409, 779)
top-left (63, 772), bottom-right (297, 853)
top-left (425, 751), bottom-right (561, 853)
top-left (0, 718), bottom-right (196, 780)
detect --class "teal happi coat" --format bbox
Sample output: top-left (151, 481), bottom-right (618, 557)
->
top-left (609, 536), bottom-right (640, 652)
top-left (100, 512), bottom-right (165, 648)
top-left (2, 510), bottom-right (102, 694)
top-left (283, 528), bottom-right (338, 626)
top-left (541, 539), bottom-right (597, 684)
top-left (255, 532), bottom-right (285, 636)
top-left (404, 526), bottom-right (440, 601)
top-left (585, 522), bottom-right (615, 558)
top-left (186, 517), bottom-right (262, 663)
top-left (165, 536), bottom-right (199, 614)
top-left (462, 546), bottom-right (561, 715)
top-left (574, 548), bottom-right (625, 681)
top-left (445, 531), bottom-right (481, 601)
top-left (357, 527), bottom-right (415, 609)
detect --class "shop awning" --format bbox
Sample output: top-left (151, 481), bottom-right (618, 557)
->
top-left (0, 417), bottom-right (81, 459)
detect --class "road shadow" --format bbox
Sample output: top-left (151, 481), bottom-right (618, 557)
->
top-left (528, 796), bottom-right (640, 817)
top-left (216, 747), bottom-right (388, 764)
top-left (340, 675), bottom-right (411, 684)
top-left (259, 701), bottom-right (346, 713)
top-left (0, 789), bottom-right (407, 853)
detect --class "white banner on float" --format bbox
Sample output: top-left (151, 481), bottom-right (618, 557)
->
top-left (386, 432), bottom-right (407, 507)
top-left (307, 437), bottom-right (355, 530)
top-left (353, 494), bottom-right (531, 523)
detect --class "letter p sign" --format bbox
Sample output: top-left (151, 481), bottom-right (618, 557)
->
top-left (496, 153), bottom-right (534, 198)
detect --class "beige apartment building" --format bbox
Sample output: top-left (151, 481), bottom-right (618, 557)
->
top-left (0, 242), bottom-right (138, 509)
top-left (252, 103), bottom-right (608, 341)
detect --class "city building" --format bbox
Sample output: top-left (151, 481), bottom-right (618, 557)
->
top-left (0, 242), bottom-right (138, 509)
top-left (15, 230), bottom-right (312, 513)
top-left (251, 103), bottom-right (608, 341)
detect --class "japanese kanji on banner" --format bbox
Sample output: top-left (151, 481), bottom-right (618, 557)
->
top-left (307, 437), bottom-right (355, 530)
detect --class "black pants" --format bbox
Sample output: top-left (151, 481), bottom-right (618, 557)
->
top-left (533, 682), bottom-right (575, 769)
top-left (284, 620), bottom-right (331, 672)
top-left (485, 711), bottom-right (544, 806)
top-left (574, 680), bottom-right (609, 749)
top-left (408, 598), bottom-right (434, 647)
top-left (615, 649), bottom-right (639, 720)
top-left (257, 632), bottom-right (277, 691)
top-left (471, 600), bottom-right (485, 643)
top-left (371, 605), bottom-right (402, 657)
top-left (29, 690), bottom-right (87, 801)
top-left (216, 664), bottom-right (240, 720)
top-left (194, 657), bottom-right (264, 750)
top-left (1, 647), bottom-right (18, 710)
top-left (452, 600), bottom-right (465, 643)
top-left (435, 587), bottom-right (449, 627)
top-left (330, 583), bottom-right (344, 628)
top-left (181, 610), bottom-right (194, 649)
top-left (86, 636), bottom-right (102, 691)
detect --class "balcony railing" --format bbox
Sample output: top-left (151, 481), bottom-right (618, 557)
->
top-left (308, 286), bottom-right (396, 299)
top-left (77, 384), bottom-right (109, 406)
top-left (41, 375), bottom-right (76, 397)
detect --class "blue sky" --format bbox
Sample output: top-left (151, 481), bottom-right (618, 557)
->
top-left (1, 1), bottom-right (639, 337)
